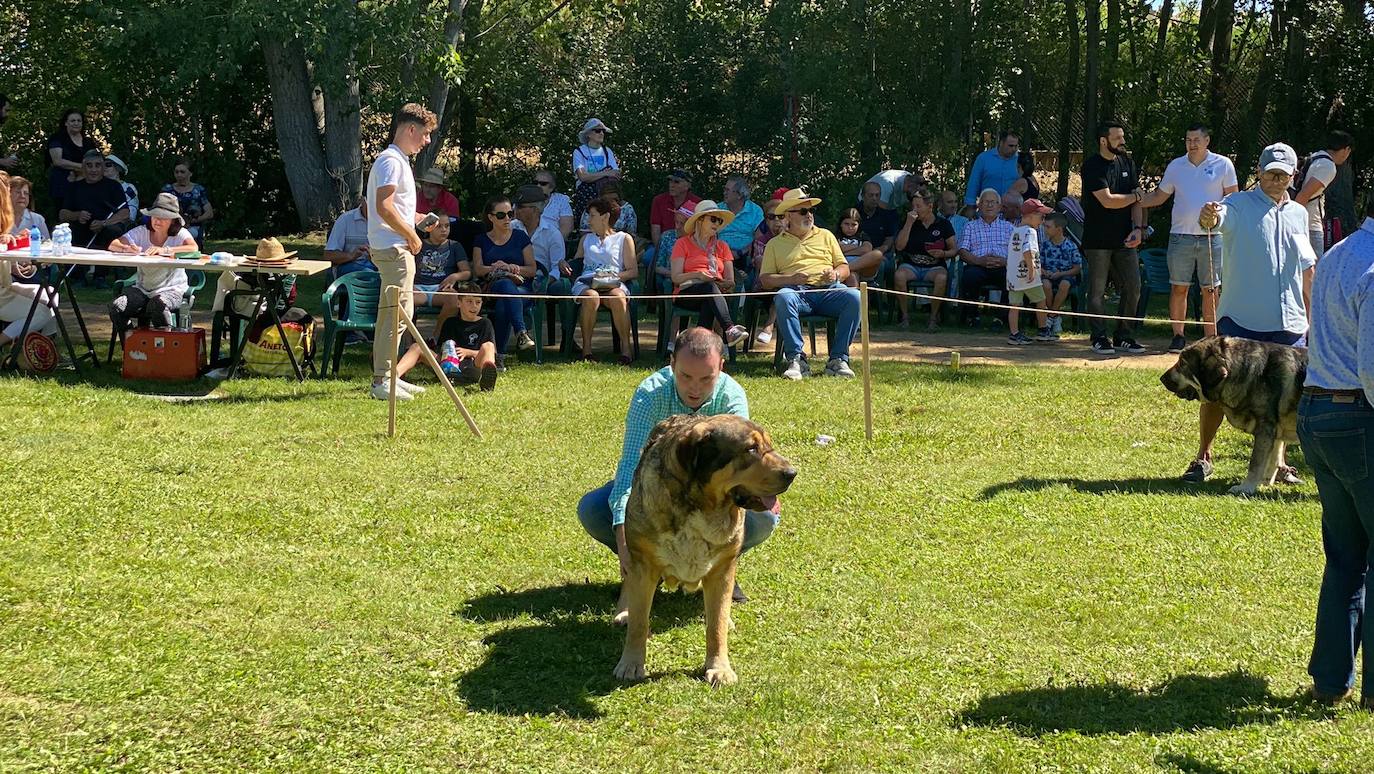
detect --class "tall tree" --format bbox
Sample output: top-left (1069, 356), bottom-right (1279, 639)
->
top-left (1084, 0), bottom-right (1101, 153)
top-left (1058, 0), bottom-right (1082, 200)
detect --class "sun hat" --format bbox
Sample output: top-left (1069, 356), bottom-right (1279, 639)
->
top-left (253, 236), bottom-right (298, 262)
top-left (773, 187), bottom-right (823, 215)
top-left (1258, 143), bottom-right (1298, 175)
top-left (140, 192), bottom-right (182, 220)
top-left (684, 200), bottom-right (737, 233)
top-left (578, 118), bottom-right (612, 145)
top-left (104, 154), bottom-right (129, 174)
top-left (417, 167), bottom-right (448, 187)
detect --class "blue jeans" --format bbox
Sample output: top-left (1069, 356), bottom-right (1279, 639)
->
top-left (1298, 392), bottom-right (1374, 699)
top-left (774, 283), bottom-right (860, 362)
top-left (486, 278), bottom-right (528, 354)
top-left (577, 481), bottom-right (778, 555)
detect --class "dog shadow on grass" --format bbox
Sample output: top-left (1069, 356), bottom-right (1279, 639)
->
top-left (454, 581), bottom-right (711, 718)
top-left (957, 670), bottom-right (1331, 736)
top-left (978, 476), bottom-right (1316, 502)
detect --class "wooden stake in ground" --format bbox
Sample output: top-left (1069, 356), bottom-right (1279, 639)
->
top-left (859, 282), bottom-right (873, 442)
top-left (397, 304), bottom-right (482, 439)
top-left (387, 284), bottom-right (400, 438)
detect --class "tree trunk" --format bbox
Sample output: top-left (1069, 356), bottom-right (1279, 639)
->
top-left (1058, 0), bottom-right (1082, 200)
top-left (1103, 0), bottom-right (1120, 121)
top-left (1084, 0), bottom-right (1100, 153)
top-left (414, 0), bottom-right (473, 176)
top-left (1235, 0), bottom-right (1285, 175)
top-left (1207, 0), bottom-right (1234, 146)
top-left (259, 31), bottom-right (336, 230)
top-left (1138, 0), bottom-right (1173, 146)
top-left (321, 65), bottom-right (362, 213)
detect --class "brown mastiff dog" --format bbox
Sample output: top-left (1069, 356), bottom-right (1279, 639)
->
top-left (613, 414), bottom-right (796, 687)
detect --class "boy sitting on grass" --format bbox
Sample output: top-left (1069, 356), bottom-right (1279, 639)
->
top-left (1039, 212), bottom-right (1083, 337)
top-left (1006, 199), bottom-right (1054, 345)
top-left (437, 281), bottom-right (498, 391)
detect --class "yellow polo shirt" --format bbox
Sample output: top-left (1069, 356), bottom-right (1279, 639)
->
top-left (761, 227), bottom-right (845, 285)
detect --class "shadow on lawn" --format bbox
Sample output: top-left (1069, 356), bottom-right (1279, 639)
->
top-left (455, 581), bottom-right (709, 719)
top-left (978, 476), bottom-right (1316, 502)
top-left (959, 671), bottom-right (1328, 736)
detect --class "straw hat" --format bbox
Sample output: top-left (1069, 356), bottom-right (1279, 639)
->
top-left (417, 167), bottom-right (448, 187)
top-left (773, 187), bottom-right (823, 215)
top-left (253, 237), bottom-right (298, 262)
top-left (684, 200), bottom-right (736, 233)
top-left (140, 192), bottom-right (182, 220)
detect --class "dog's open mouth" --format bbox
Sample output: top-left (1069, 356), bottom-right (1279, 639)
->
top-left (732, 491), bottom-right (779, 511)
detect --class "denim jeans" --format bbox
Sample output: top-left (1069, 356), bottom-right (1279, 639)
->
top-left (577, 481), bottom-right (778, 555)
top-left (486, 277), bottom-right (528, 354)
top-left (774, 283), bottom-right (860, 362)
top-left (1297, 392), bottom-right (1374, 699)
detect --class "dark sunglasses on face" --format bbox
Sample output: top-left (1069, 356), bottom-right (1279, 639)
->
top-left (792, 207), bottom-right (815, 216)
top-left (767, 214), bottom-right (786, 220)
top-left (706, 215), bottom-right (724, 226)
top-left (590, 128), bottom-right (605, 134)
top-left (490, 211), bottom-right (514, 220)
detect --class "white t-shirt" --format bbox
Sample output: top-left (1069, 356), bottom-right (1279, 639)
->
top-left (366, 144), bottom-right (416, 249)
top-left (580, 230), bottom-right (633, 276)
top-left (1157, 151), bottom-right (1238, 236)
top-left (123, 225), bottom-right (194, 296)
top-left (1006, 225), bottom-right (1040, 291)
top-left (1302, 153), bottom-right (1337, 232)
top-left (572, 144), bottom-right (619, 176)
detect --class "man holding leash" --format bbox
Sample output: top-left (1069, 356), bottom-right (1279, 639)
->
top-left (578, 327), bottom-right (778, 616)
top-left (1299, 194), bottom-right (1374, 710)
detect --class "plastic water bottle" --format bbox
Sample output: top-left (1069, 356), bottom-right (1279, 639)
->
top-left (440, 340), bottom-right (461, 375)
top-left (55, 224), bottom-right (69, 256)
top-left (28, 226), bottom-right (40, 258)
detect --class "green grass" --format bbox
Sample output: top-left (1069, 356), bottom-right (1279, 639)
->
top-left (3, 266), bottom-right (1373, 770)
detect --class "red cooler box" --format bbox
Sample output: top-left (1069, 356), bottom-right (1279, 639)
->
top-left (122, 328), bottom-right (206, 380)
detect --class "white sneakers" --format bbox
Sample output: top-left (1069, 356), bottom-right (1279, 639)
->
top-left (368, 378), bottom-right (425, 400)
top-left (781, 357), bottom-right (806, 381)
top-left (824, 358), bottom-right (855, 378)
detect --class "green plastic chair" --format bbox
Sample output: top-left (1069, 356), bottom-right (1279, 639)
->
top-left (105, 269), bottom-right (207, 363)
top-left (319, 270), bottom-right (381, 376)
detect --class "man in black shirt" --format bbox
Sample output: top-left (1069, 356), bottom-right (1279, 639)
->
top-left (60, 150), bottom-right (130, 250)
top-left (858, 181), bottom-right (898, 255)
top-left (1080, 121), bottom-right (1147, 355)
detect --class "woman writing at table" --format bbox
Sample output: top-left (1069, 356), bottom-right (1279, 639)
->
top-left (108, 192), bottom-right (194, 331)
top-left (0, 172), bottom-right (59, 348)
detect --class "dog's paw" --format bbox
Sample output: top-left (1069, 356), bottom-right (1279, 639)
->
top-left (727, 615), bottom-right (735, 632)
top-left (614, 655), bottom-right (646, 682)
top-left (704, 662), bottom-right (737, 688)
top-left (1229, 483), bottom-right (1259, 496)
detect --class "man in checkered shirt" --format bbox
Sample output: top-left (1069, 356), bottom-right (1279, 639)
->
top-left (956, 188), bottom-right (1015, 325)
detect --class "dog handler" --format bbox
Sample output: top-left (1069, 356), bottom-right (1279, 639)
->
top-left (578, 327), bottom-right (778, 615)
top-left (1298, 195), bottom-right (1374, 710)
top-left (1184, 143), bottom-right (1316, 484)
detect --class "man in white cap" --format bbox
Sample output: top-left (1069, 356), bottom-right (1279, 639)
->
top-left (1181, 142), bottom-right (1317, 485)
top-left (103, 154), bottom-right (139, 226)
top-left (759, 188), bottom-right (861, 380)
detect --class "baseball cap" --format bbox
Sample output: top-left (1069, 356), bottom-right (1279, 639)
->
top-left (514, 184), bottom-right (548, 206)
top-left (1021, 198), bottom-right (1052, 215)
top-left (1259, 143), bottom-right (1297, 175)
top-left (104, 154), bottom-right (129, 174)
top-left (669, 168), bottom-right (692, 183)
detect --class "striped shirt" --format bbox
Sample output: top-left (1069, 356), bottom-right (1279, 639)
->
top-left (958, 215), bottom-right (1014, 260)
top-left (1306, 217), bottom-right (1374, 402)
top-left (609, 366), bottom-right (749, 526)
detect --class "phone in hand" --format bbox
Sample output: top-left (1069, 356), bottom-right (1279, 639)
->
top-left (417, 212), bottom-right (441, 231)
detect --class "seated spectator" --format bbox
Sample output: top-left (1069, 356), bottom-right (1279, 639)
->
top-left (8, 176), bottom-right (50, 241)
top-left (60, 150), bottom-right (130, 287)
top-left (107, 193), bottom-right (194, 332)
top-left (571, 195), bottom-right (637, 363)
top-left (649, 169), bottom-right (700, 247)
top-left (751, 193), bottom-right (787, 346)
top-left (416, 167), bottom-right (461, 220)
top-left (413, 214), bottom-right (470, 336)
top-left (832, 207), bottom-right (884, 286)
top-left (1001, 190), bottom-right (1024, 225)
top-left (0, 173), bottom-right (58, 348)
top-left (893, 191), bottom-right (956, 330)
top-left (433, 281), bottom-right (498, 391)
top-left (718, 176), bottom-right (764, 258)
top-left (1009, 150), bottom-right (1041, 201)
top-left (956, 188), bottom-right (1014, 325)
top-left (529, 170), bottom-right (574, 239)
top-left (759, 188), bottom-right (860, 380)
top-left (857, 181), bottom-right (899, 257)
top-left (579, 180), bottom-right (638, 237)
top-left (322, 197), bottom-right (375, 279)
top-left (963, 130), bottom-right (1022, 206)
top-left (513, 184), bottom-right (567, 288)
top-left (862, 169), bottom-right (927, 211)
top-left (1039, 212), bottom-right (1083, 335)
top-left (654, 202), bottom-right (694, 295)
top-left (571, 118), bottom-right (620, 224)
top-left (940, 189), bottom-right (970, 239)
top-left (161, 158), bottom-right (213, 244)
top-left (472, 195), bottom-right (537, 366)
top-left (104, 154), bottom-right (139, 226)
top-left (671, 200), bottom-right (748, 350)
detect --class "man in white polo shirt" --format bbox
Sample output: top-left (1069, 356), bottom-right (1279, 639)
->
top-left (367, 102), bottom-right (436, 401)
top-left (1294, 130), bottom-right (1354, 261)
top-left (1140, 122), bottom-right (1239, 352)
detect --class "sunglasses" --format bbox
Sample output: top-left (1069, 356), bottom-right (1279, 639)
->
top-left (536, 180), bottom-right (554, 187)
top-left (791, 207), bottom-right (816, 216)
top-left (706, 215), bottom-right (725, 226)
top-left (490, 211), bottom-right (514, 220)
top-left (767, 214), bottom-right (786, 221)
top-left (590, 127), bottom-right (605, 134)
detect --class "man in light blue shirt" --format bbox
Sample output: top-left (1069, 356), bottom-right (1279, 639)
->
top-left (578, 327), bottom-right (778, 617)
top-left (718, 176), bottom-right (764, 256)
top-left (963, 130), bottom-right (1022, 206)
top-left (1183, 142), bottom-right (1316, 484)
top-left (1297, 197), bottom-right (1374, 710)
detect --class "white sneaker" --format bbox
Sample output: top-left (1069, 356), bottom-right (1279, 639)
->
top-left (824, 358), bottom-right (856, 378)
top-left (370, 382), bottom-right (413, 401)
top-left (755, 329), bottom-right (773, 345)
top-left (396, 378), bottom-right (425, 395)
top-left (724, 325), bottom-right (749, 347)
top-left (781, 357), bottom-right (805, 381)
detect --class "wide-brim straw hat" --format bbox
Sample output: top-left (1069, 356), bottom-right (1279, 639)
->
top-left (253, 237), bottom-right (298, 262)
top-left (140, 192), bottom-right (182, 220)
top-left (774, 187), bottom-right (823, 215)
top-left (683, 199), bottom-right (736, 233)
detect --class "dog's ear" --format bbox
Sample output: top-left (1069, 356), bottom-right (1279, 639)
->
top-left (1197, 345), bottom-right (1229, 400)
top-left (675, 424), bottom-right (732, 482)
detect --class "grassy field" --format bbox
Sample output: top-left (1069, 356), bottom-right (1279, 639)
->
top-left (3, 326), bottom-right (1371, 772)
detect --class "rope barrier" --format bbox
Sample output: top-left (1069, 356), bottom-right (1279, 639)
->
top-left (386, 284), bottom-right (846, 303)
top-left (867, 285), bottom-right (1215, 328)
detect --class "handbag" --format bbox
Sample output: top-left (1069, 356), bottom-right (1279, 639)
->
top-left (589, 268), bottom-right (622, 290)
